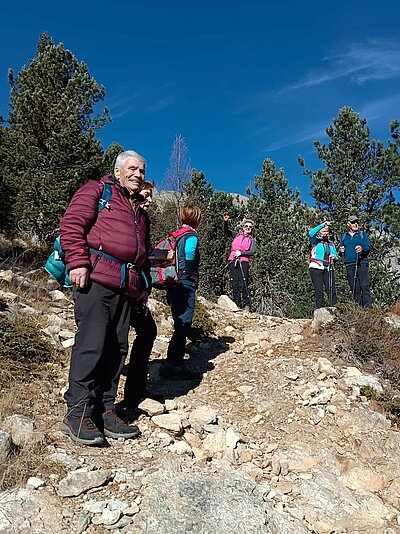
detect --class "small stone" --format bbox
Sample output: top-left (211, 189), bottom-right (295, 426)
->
top-left (26, 476), bottom-right (45, 489)
top-left (138, 398), bottom-right (165, 416)
top-left (76, 512), bottom-right (90, 534)
top-left (168, 441), bottom-right (193, 455)
top-left (138, 450), bottom-right (153, 459)
top-left (62, 338), bottom-right (75, 348)
top-left (217, 295), bottom-right (239, 312)
top-left (189, 405), bottom-right (218, 426)
top-left (0, 431), bottom-right (13, 463)
top-left (346, 366), bottom-right (362, 377)
top-left (164, 399), bottom-right (177, 411)
top-left (92, 509), bottom-right (121, 526)
top-left (285, 372), bottom-right (299, 381)
top-left (151, 414), bottom-right (182, 434)
top-left (124, 504), bottom-right (140, 516)
top-left (4, 414), bottom-right (36, 447)
top-left (250, 414), bottom-right (263, 424)
top-left (49, 290), bottom-right (69, 301)
top-left (226, 427), bottom-right (241, 449)
top-left (57, 469), bottom-right (112, 497)
top-left (237, 385), bottom-right (253, 394)
top-left (224, 325), bottom-right (235, 334)
top-left (317, 357), bottom-right (338, 377)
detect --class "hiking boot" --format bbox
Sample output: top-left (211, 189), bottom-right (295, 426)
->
top-left (160, 362), bottom-right (201, 381)
top-left (60, 415), bottom-right (104, 446)
top-left (102, 410), bottom-right (140, 439)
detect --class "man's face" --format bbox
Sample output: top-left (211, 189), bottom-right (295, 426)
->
top-left (115, 156), bottom-right (145, 195)
top-left (347, 220), bottom-right (359, 231)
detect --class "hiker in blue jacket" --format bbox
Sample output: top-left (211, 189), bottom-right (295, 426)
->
top-left (339, 215), bottom-right (372, 308)
top-left (308, 221), bottom-right (339, 309)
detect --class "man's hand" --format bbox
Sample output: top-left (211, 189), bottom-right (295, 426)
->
top-left (69, 267), bottom-right (89, 289)
top-left (223, 213), bottom-right (230, 222)
top-left (329, 254), bottom-right (335, 263)
top-left (233, 250), bottom-right (241, 258)
top-left (355, 245), bottom-right (363, 254)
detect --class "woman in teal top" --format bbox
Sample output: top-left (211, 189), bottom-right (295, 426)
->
top-left (308, 221), bottom-right (339, 309)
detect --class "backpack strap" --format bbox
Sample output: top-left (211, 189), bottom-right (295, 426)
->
top-left (98, 182), bottom-right (112, 212)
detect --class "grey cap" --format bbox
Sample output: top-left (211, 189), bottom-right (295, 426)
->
top-left (348, 215), bottom-right (359, 223)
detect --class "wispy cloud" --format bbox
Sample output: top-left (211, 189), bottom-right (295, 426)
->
top-left (282, 41), bottom-right (400, 93)
top-left (358, 93), bottom-right (400, 122)
top-left (264, 125), bottom-right (326, 152)
top-left (107, 83), bottom-right (177, 119)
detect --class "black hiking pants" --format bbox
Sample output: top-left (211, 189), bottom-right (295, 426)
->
top-left (64, 281), bottom-right (131, 418)
top-left (229, 260), bottom-right (250, 308)
top-left (309, 266), bottom-right (337, 309)
top-left (345, 262), bottom-right (372, 308)
top-left (123, 303), bottom-right (157, 407)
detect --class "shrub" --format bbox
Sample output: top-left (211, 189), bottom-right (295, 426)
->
top-left (190, 298), bottom-right (214, 341)
top-left (0, 316), bottom-right (54, 387)
top-left (332, 304), bottom-right (400, 419)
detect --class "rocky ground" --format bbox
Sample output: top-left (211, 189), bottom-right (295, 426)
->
top-left (0, 267), bottom-right (400, 534)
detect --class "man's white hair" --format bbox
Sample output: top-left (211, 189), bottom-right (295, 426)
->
top-left (114, 150), bottom-right (146, 170)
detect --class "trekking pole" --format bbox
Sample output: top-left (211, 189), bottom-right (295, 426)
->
top-left (352, 252), bottom-right (360, 300)
top-left (238, 260), bottom-right (252, 310)
top-left (328, 261), bottom-right (334, 306)
top-left (216, 260), bottom-right (234, 276)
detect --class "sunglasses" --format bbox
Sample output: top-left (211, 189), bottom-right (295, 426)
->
top-left (244, 224), bottom-right (253, 229)
top-left (349, 221), bottom-right (359, 224)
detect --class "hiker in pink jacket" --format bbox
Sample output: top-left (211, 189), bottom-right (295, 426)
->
top-left (223, 213), bottom-right (256, 311)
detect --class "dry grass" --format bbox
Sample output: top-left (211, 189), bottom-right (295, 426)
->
top-left (332, 304), bottom-right (400, 420)
top-left (0, 373), bottom-right (67, 490)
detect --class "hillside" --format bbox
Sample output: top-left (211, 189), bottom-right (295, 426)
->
top-left (0, 266), bottom-right (400, 534)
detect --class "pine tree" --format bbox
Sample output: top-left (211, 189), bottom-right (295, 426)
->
top-left (185, 169), bottom-right (242, 298)
top-left (102, 142), bottom-right (125, 176)
top-left (4, 33), bottom-right (109, 243)
top-left (246, 159), bottom-right (312, 317)
top-left (299, 107), bottom-right (400, 307)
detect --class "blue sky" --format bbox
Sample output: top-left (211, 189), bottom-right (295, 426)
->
top-left (1, 0), bottom-right (399, 203)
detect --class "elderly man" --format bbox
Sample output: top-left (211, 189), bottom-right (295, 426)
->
top-left (339, 215), bottom-right (372, 308)
top-left (59, 150), bottom-right (151, 445)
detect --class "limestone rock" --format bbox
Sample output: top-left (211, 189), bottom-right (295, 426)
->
top-left (311, 307), bottom-right (336, 332)
top-left (317, 357), bottom-right (338, 377)
top-left (49, 290), bottom-right (68, 301)
top-left (57, 468), bottom-right (112, 497)
top-left (217, 295), bottom-right (239, 312)
top-left (138, 398), bottom-right (165, 416)
top-left (0, 430), bottom-right (13, 463)
top-left (189, 405), bottom-right (218, 426)
top-left (339, 461), bottom-right (385, 493)
top-left (202, 427), bottom-right (227, 455)
top-left (226, 427), bottom-right (241, 449)
top-left (127, 459), bottom-right (304, 534)
top-left (3, 414), bottom-right (36, 447)
top-left (26, 477), bottom-right (45, 489)
top-left (169, 441), bottom-right (193, 456)
top-left (151, 414), bottom-right (182, 435)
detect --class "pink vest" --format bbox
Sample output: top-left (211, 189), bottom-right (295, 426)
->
top-left (228, 234), bottom-right (253, 262)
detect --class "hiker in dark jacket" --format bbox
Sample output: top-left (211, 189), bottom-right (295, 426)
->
top-left (339, 215), bottom-right (372, 308)
top-left (160, 204), bottom-right (202, 381)
top-left (120, 181), bottom-right (164, 413)
top-left (223, 213), bottom-right (256, 311)
top-left (308, 221), bottom-right (339, 309)
top-left (59, 150), bottom-right (151, 446)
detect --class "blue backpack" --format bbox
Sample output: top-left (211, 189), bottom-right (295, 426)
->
top-left (45, 182), bottom-right (113, 288)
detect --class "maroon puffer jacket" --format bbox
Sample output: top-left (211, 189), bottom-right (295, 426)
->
top-left (60, 176), bottom-right (150, 298)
